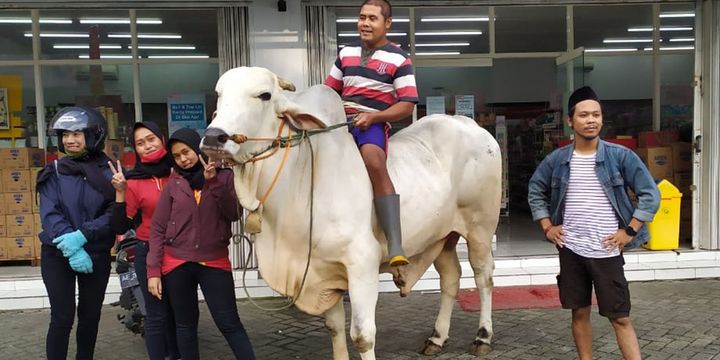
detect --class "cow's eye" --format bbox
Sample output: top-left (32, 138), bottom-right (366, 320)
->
top-left (258, 92), bottom-right (272, 101)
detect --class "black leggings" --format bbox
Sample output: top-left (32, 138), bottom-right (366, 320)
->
top-left (164, 262), bottom-right (255, 360)
top-left (41, 245), bottom-right (111, 360)
top-left (134, 240), bottom-right (180, 360)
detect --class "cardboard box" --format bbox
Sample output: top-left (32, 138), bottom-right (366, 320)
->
top-left (0, 148), bottom-right (46, 169)
top-left (673, 172), bottom-right (692, 198)
top-left (0, 215), bottom-right (5, 237)
top-left (638, 131), bottom-right (679, 148)
top-left (670, 142), bottom-right (692, 172)
top-left (2, 169), bottom-right (31, 192)
top-left (6, 214), bottom-right (34, 237)
top-left (636, 147), bottom-right (673, 181)
top-left (6, 236), bottom-right (34, 259)
top-left (30, 191), bottom-right (39, 213)
top-left (104, 140), bottom-right (125, 163)
top-left (4, 192), bottom-right (33, 214)
top-left (30, 167), bottom-right (43, 192)
top-left (33, 213), bottom-right (41, 235)
top-left (0, 238), bottom-right (7, 260)
top-left (606, 138), bottom-right (638, 150)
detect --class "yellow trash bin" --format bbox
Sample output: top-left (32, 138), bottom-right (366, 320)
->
top-left (644, 179), bottom-right (682, 250)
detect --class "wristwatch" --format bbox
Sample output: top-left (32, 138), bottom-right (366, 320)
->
top-left (624, 225), bottom-right (638, 237)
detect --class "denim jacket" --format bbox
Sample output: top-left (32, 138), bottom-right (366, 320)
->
top-left (527, 140), bottom-right (660, 249)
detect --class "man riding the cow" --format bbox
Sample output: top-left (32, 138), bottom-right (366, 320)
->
top-left (325, 0), bottom-right (418, 277)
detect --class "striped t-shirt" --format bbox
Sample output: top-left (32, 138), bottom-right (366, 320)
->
top-left (563, 152), bottom-right (620, 258)
top-left (325, 42), bottom-right (418, 114)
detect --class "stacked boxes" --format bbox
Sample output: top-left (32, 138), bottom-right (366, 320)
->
top-left (635, 132), bottom-right (693, 243)
top-left (0, 148), bottom-right (45, 260)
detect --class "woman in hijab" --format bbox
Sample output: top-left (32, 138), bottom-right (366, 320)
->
top-left (109, 121), bottom-right (180, 360)
top-left (147, 128), bottom-right (255, 360)
top-left (36, 106), bottom-right (116, 360)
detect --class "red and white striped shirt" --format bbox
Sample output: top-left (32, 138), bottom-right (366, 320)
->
top-left (325, 42), bottom-right (418, 114)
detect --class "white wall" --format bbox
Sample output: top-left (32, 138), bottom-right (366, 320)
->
top-left (248, 0), bottom-right (308, 90)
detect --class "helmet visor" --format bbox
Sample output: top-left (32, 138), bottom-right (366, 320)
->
top-left (52, 109), bottom-right (91, 133)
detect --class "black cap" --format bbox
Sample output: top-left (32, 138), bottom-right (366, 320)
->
top-left (568, 86), bottom-right (600, 113)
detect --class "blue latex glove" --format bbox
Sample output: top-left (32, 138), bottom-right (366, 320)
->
top-left (52, 230), bottom-right (88, 258)
top-left (68, 249), bottom-right (93, 274)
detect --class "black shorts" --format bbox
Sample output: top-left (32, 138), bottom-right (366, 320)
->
top-left (556, 246), bottom-right (631, 319)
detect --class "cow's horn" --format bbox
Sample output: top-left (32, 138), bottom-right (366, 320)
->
top-left (278, 77), bottom-right (296, 92)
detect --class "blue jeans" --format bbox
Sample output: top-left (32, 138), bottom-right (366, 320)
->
top-left (135, 240), bottom-right (180, 360)
top-left (41, 244), bottom-right (111, 360)
top-left (164, 262), bottom-right (255, 360)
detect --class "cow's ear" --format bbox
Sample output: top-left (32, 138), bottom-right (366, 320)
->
top-left (283, 112), bottom-right (327, 131)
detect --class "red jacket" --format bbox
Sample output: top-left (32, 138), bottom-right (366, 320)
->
top-left (147, 170), bottom-right (239, 278)
top-left (125, 176), bottom-right (167, 241)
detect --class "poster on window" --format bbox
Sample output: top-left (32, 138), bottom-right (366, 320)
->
top-left (167, 94), bottom-right (207, 136)
top-left (426, 96), bottom-right (445, 115)
top-left (0, 88), bottom-right (9, 130)
top-left (454, 95), bottom-right (474, 120)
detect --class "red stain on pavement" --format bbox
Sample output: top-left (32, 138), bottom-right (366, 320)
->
top-left (456, 286), bottom-right (597, 312)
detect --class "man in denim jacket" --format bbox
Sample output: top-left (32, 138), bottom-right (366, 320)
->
top-left (528, 86), bottom-right (660, 360)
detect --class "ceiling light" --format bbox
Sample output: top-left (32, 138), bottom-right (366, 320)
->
top-left (25, 32), bottom-right (89, 38)
top-left (54, 44), bottom-right (122, 49)
top-left (78, 54), bottom-right (133, 59)
top-left (129, 45), bottom-right (196, 50)
top-left (584, 48), bottom-right (638, 53)
top-left (416, 51), bottom-right (460, 55)
top-left (659, 12), bottom-right (695, 18)
top-left (336, 17), bottom-right (409, 23)
top-left (79, 18), bottom-right (162, 24)
top-left (416, 42), bottom-right (470, 47)
top-left (644, 46), bottom-right (695, 51)
top-left (147, 55), bottom-right (210, 59)
top-left (0, 18), bottom-right (72, 24)
top-left (603, 38), bottom-right (655, 43)
top-left (628, 26), bottom-right (693, 32)
top-left (670, 37), bottom-right (695, 42)
top-left (421, 16), bottom-right (489, 22)
top-left (337, 32), bottom-right (406, 37)
top-left (108, 33), bottom-right (182, 39)
top-left (415, 31), bottom-right (482, 36)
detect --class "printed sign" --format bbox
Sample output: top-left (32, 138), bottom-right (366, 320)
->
top-left (454, 95), bottom-right (474, 119)
top-left (426, 96), bottom-right (446, 115)
top-left (167, 94), bottom-right (207, 136)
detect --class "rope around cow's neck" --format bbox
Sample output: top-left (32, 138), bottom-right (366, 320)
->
top-left (239, 129), bottom-right (317, 312)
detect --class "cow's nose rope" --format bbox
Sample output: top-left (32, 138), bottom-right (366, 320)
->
top-left (239, 133), bottom-right (316, 312)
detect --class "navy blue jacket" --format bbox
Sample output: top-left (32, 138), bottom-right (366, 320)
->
top-left (37, 161), bottom-right (115, 253)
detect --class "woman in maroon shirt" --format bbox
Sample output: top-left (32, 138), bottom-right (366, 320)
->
top-left (109, 122), bottom-right (179, 360)
top-left (147, 128), bottom-right (255, 360)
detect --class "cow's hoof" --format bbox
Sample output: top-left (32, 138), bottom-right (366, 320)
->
top-left (419, 339), bottom-right (443, 355)
top-left (391, 265), bottom-right (407, 288)
top-left (470, 341), bottom-right (492, 356)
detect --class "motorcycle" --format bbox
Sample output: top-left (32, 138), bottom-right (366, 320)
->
top-left (111, 231), bottom-right (146, 336)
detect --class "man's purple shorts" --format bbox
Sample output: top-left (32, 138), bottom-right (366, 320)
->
top-left (348, 116), bottom-right (389, 153)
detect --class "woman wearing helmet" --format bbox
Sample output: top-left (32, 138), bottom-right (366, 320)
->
top-left (36, 106), bottom-right (116, 360)
top-left (108, 121), bottom-right (180, 360)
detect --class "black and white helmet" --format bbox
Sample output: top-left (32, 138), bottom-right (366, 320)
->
top-left (51, 106), bottom-right (107, 154)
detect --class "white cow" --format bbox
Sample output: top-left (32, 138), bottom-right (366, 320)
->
top-left (201, 67), bottom-right (502, 359)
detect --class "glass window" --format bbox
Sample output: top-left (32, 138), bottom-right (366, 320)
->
top-left (413, 7), bottom-right (489, 55)
top-left (42, 65), bottom-right (136, 148)
top-left (495, 6), bottom-right (565, 53)
top-left (0, 10), bottom-right (33, 60)
top-left (583, 54), bottom-right (653, 136)
top-left (335, 7), bottom-right (410, 53)
top-left (136, 10), bottom-right (218, 59)
top-left (39, 10), bottom-right (131, 60)
top-left (0, 67), bottom-right (36, 147)
top-left (139, 63), bottom-right (219, 137)
top-left (574, 5), bottom-right (653, 52)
